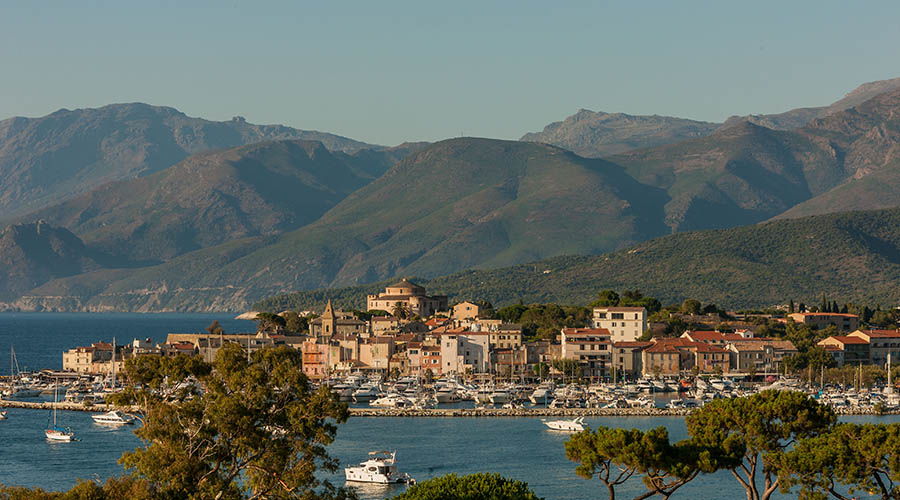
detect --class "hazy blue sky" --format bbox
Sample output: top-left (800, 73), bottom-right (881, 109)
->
top-left (2, 1), bottom-right (899, 145)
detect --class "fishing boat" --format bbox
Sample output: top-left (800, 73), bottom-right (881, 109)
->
top-left (542, 416), bottom-right (585, 432)
top-left (345, 451), bottom-right (415, 484)
top-left (91, 410), bottom-right (134, 425)
top-left (46, 381), bottom-right (76, 442)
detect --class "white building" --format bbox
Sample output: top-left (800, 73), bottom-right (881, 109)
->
top-left (438, 332), bottom-right (490, 375)
top-left (592, 306), bottom-right (647, 342)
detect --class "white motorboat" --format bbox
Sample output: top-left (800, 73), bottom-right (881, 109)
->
top-left (434, 386), bottom-right (460, 403)
top-left (489, 389), bottom-right (512, 405)
top-left (530, 383), bottom-right (555, 405)
top-left (0, 410), bottom-right (7, 420)
top-left (474, 388), bottom-right (493, 404)
top-left (345, 451), bottom-right (415, 484)
top-left (352, 385), bottom-right (382, 402)
top-left (543, 416), bottom-right (585, 432)
top-left (91, 410), bottom-right (135, 425)
top-left (2, 385), bottom-right (41, 398)
top-left (369, 394), bottom-right (414, 408)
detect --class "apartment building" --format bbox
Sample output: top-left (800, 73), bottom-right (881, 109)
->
top-left (592, 307), bottom-right (647, 342)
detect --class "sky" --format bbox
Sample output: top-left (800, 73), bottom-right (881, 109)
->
top-left (2, 1), bottom-right (899, 146)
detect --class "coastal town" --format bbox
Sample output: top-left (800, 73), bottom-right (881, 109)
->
top-left (56, 280), bottom-right (898, 382)
top-left (1, 279), bottom-right (882, 416)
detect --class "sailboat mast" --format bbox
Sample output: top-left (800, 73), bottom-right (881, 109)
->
top-left (53, 380), bottom-right (58, 427)
top-left (112, 336), bottom-right (116, 390)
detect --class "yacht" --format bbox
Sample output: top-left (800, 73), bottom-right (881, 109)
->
top-left (542, 417), bottom-right (585, 432)
top-left (369, 394), bottom-right (414, 408)
top-left (331, 384), bottom-right (355, 401)
top-left (2, 385), bottom-right (41, 398)
top-left (488, 388), bottom-right (512, 405)
top-left (434, 386), bottom-right (460, 403)
top-left (352, 385), bottom-right (382, 403)
top-left (91, 410), bottom-right (135, 425)
top-left (345, 451), bottom-right (415, 484)
top-left (474, 387), bottom-right (493, 404)
top-left (530, 382), bottom-right (555, 405)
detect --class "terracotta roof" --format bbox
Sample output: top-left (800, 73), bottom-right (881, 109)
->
top-left (613, 341), bottom-right (652, 348)
top-left (693, 343), bottom-right (730, 353)
top-left (821, 336), bottom-right (869, 345)
top-left (644, 343), bottom-right (680, 353)
top-left (792, 313), bottom-right (859, 318)
top-left (854, 329), bottom-right (900, 338)
top-left (684, 331), bottom-right (726, 341)
top-left (730, 343), bottom-right (766, 352)
top-left (594, 306), bottom-right (646, 312)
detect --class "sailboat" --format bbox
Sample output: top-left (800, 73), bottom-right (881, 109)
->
top-left (45, 380), bottom-right (76, 442)
top-left (3, 346), bottom-right (40, 399)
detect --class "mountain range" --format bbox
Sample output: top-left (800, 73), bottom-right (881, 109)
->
top-left (0, 103), bottom-right (376, 217)
top-left (522, 77), bottom-right (900, 158)
top-left (3, 78), bottom-right (900, 312)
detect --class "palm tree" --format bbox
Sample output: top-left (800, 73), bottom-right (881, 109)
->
top-left (392, 302), bottom-right (410, 320)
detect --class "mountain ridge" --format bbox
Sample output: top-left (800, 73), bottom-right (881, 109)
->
top-left (0, 102), bottom-right (379, 217)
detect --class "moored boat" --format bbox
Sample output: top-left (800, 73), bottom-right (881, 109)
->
top-left (345, 451), bottom-right (415, 484)
top-left (542, 416), bottom-right (585, 432)
top-left (91, 410), bottom-right (135, 425)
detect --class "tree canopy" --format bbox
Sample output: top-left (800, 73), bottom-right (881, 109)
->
top-left (774, 422), bottom-right (900, 500)
top-left (565, 426), bottom-right (717, 500)
top-left (110, 343), bottom-right (355, 500)
top-left (685, 390), bottom-right (836, 500)
top-left (389, 473), bottom-right (543, 500)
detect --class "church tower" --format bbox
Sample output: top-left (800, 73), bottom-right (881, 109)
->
top-left (321, 299), bottom-right (336, 339)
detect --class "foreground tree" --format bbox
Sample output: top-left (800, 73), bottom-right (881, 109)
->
top-left (686, 390), bottom-right (836, 500)
top-left (112, 343), bottom-right (354, 500)
top-left (565, 426), bottom-right (717, 500)
top-left (774, 423), bottom-right (900, 500)
top-left (389, 473), bottom-right (543, 500)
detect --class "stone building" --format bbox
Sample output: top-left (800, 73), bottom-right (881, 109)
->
top-left (366, 279), bottom-right (448, 317)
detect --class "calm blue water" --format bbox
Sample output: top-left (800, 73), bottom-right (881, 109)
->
top-left (1, 314), bottom-right (897, 499)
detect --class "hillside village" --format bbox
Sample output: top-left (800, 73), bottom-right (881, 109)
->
top-left (61, 280), bottom-right (900, 384)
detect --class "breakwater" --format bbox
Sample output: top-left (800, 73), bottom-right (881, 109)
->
top-left (4, 399), bottom-right (895, 417)
top-left (348, 406), bottom-right (896, 417)
top-left (0, 399), bottom-right (138, 413)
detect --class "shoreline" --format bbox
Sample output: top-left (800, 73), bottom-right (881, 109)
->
top-left (3, 399), bottom-right (896, 417)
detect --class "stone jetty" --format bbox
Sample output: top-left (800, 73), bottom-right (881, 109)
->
top-left (0, 399), bottom-right (138, 413)
top-left (3, 399), bottom-right (895, 417)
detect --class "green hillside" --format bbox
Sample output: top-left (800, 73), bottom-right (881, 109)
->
top-left (255, 207), bottom-right (900, 312)
top-left (11, 138), bottom-right (673, 311)
top-left (17, 140), bottom-right (388, 263)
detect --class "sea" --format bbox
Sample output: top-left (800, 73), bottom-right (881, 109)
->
top-left (0, 313), bottom-right (896, 499)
